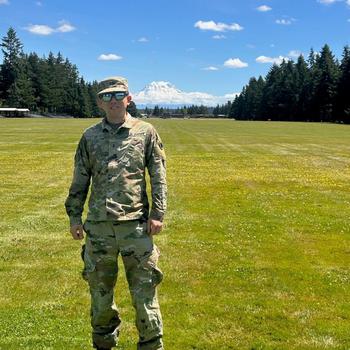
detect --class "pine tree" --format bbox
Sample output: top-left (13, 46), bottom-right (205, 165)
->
top-left (127, 100), bottom-right (138, 118)
top-left (88, 81), bottom-right (101, 117)
top-left (0, 27), bottom-right (24, 105)
top-left (230, 91), bottom-right (245, 119)
top-left (295, 55), bottom-right (310, 121)
top-left (277, 60), bottom-right (299, 121)
top-left (11, 54), bottom-right (35, 108)
top-left (213, 104), bottom-right (219, 116)
top-left (312, 44), bottom-right (340, 122)
top-left (153, 105), bottom-right (160, 116)
top-left (305, 48), bottom-right (320, 121)
top-left (241, 76), bottom-right (265, 120)
top-left (335, 46), bottom-right (350, 123)
top-left (75, 78), bottom-right (91, 118)
top-left (261, 64), bottom-right (283, 120)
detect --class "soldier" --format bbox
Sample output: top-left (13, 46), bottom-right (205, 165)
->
top-left (65, 76), bottom-right (167, 350)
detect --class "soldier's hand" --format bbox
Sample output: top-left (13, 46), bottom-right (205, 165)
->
top-left (147, 219), bottom-right (163, 235)
top-left (70, 224), bottom-right (84, 240)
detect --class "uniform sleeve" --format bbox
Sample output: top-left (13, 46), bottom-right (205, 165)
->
top-left (65, 134), bottom-right (91, 226)
top-left (145, 126), bottom-right (167, 222)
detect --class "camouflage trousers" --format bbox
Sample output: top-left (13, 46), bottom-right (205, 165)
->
top-left (82, 220), bottom-right (164, 350)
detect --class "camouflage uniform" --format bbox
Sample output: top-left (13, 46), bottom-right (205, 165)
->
top-left (65, 114), bottom-right (167, 349)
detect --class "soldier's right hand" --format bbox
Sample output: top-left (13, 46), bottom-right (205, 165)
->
top-left (70, 224), bottom-right (84, 240)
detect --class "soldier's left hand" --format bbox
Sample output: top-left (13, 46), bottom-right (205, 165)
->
top-left (70, 224), bottom-right (85, 240)
top-left (147, 219), bottom-right (163, 235)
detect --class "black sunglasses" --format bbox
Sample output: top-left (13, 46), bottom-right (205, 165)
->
top-left (99, 91), bottom-right (129, 102)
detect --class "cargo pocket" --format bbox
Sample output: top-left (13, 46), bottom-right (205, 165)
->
top-left (81, 241), bottom-right (96, 282)
top-left (147, 245), bottom-right (163, 287)
top-left (152, 266), bottom-right (163, 287)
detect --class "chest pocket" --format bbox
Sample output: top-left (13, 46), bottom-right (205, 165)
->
top-left (89, 135), bottom-right (109, 175)
top-left (121, 132), bottom-right (147, 166)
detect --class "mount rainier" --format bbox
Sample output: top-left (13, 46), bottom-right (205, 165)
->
top-left (132, 81), bottom-right (237, 107)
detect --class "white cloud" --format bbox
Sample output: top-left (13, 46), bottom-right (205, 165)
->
top-left (288, 50), bottom-right (303, 58)
top-left (318, 0), bottom-right (350, 6)
top-left (194, 20), bottom-right (243, 32)
top-left (25, 20), bottom-right (75, 35)
top-left (318, 0), bottom-right (338, 3)
top-left (56, 21), bottom-right (75, 33)
top-left (212, 34), bottom-right (226, 39)
top-left (276, 18), bottom-right (295, 25)
top-left (98, 54), bottom-right (123, 61)
top-left (25, 24), bottom-right (55, 35)
top-left (138, 37), bottom-right (149, 42)
top-left (202, 66), bottom-right (219, 71)
top-left (0, 0), bottom-right (9, 4)
top-left (256, 55), bottom-right (288, 64)
top-left (256, 5), bottom-right (272, 12)
top-left (224, 58), bottom-right (248, 68)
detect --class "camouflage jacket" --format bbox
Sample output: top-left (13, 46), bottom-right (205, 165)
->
top-left (65, 114), bottom-right (167, 225)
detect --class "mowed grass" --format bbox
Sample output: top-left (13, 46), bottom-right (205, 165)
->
top-left (0, 118), bottom-right (349, 350)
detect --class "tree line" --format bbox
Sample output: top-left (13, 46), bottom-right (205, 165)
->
top-left (0, 27), bottom-right (138, 118)
top-left (228, 45), bottom-right (350, 123)
top-left (144, 104), bottom-right (232, 117)
top-left (148, 105), bottom-right (211, 116)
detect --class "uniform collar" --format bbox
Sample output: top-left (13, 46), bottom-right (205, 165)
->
top-left (102, 113), bottom-right (134, 132)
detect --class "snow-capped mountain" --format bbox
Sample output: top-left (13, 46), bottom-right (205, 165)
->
top-left (132, 81), bottom-right (237, 107)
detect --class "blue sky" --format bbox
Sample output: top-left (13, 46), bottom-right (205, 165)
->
top-left (0, 0), bottom-right (349, 102)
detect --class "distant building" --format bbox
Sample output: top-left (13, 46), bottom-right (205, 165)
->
top-left (0, 108), bottom-right (30, 118)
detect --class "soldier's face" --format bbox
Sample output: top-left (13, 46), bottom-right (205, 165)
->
top-left (97, 93), bottom-right (132, 114)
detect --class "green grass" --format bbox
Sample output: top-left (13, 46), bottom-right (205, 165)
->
top-left (0, 118), bottom-right (349, 350)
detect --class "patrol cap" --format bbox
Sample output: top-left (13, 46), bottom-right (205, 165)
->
top-left (98, 76), bottom-right (129, 94)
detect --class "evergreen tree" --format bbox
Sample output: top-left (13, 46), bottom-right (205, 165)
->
top-left (312, 44), bottom-right (340, 122)
top-left (144, 107), bottom-right (151, 116)
top-left (295, 55), bottom-right (310, 121)
top-left (241, 76), bottom-right (265, 120)
top-left (230, 91), bottom-right (245, 119)
top-left (260, 64), bottom-right (283, 120)
top-left (75, 77), bottom-right (91, 118)
top-left (0, 27), bottom-right (24, 105)
top-left (305, 48), bottom-right (320, 121)
top-left (127, 100), bottom-right (138, 118)
top-left (335, 46), bottom-right (350, 123)
top-left (11, 54), bottom-right (35, 108)
top-left (153, 105), bottom-right (160, 116)
top-left (198, 105), bottom-right (208, 115)
top-left (213, 104), bottom-right (220, 116)
top-left (277, 60), bottom-right (299, 121)
top-left (88, 81), bottom-right (101, 117)
top-left (308, 48), bottom-right (316, 70)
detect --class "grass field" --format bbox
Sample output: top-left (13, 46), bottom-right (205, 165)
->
top-left (0, 118), bottom-right (349, 350)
